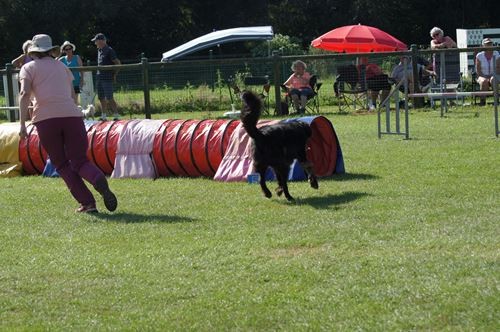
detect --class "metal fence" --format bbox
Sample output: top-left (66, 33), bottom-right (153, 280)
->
top-left (1, 45), bottom-right (499, 136)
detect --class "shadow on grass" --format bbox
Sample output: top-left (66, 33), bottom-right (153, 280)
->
top-left (89, 212), bottom-right (196, 224)
top-left (293, 191), bottom-right (370, 210)
top-left (322, 172), bottom-right (379, 182)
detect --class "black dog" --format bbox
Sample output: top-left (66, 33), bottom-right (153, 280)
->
top-left (240, 91), bottom-right (318, 201)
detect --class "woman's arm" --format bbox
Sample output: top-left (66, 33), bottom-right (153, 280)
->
top-left (431, 36), bottom-right (457, 49)
top-left (11, 54), bottom-right (26, 68)
top-left (19, 76), bottom-right (32, 138)
top-left (475, 56), bottom-right (484, 77)
top-left (77, 55), bottom-right (84, 86)
top-left (443, 36), bottom-right (457, 48)
top-left (283, 73), bottom-right (294, 87)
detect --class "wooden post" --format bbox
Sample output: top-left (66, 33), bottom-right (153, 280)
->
top-left (272, 52), bottom-right (282, 116)
top-left (411, 44), bottom-right (424, 108)
top-left (141, 57), bottom-right (151, 119)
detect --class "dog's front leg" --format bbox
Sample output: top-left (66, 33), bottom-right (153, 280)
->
top-left (275, 166), bottom-right (294, 201)
top-left (300, 161), bottom-right (319, 189)
top-left (257, 169), bottom-right (272, 198)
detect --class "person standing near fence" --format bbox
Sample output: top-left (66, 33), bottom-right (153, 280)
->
top-left (475, 38), bottom-right (500, 106)
top-left (59, 41), bottom-right (84, 104)
top-left (11, 40), bottom-right (34, 69)
top-left (429, 27), bottom-right (457, 49)
top-left (18, 34), bottom-right (117, 213)
top-left (91, 33), bottom-right (121, 120)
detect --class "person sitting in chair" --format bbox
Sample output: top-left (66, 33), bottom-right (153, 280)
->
top-left (359, 57), bottom-right (391, 110)
top-left (283, 60), bottom-right (314, 114)
top-left (391, 56), bottom-right (436, 93)
top-left (475, 38), bottom-right (500, 106)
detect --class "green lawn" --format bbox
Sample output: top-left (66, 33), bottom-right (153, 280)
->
top-left (0, 106), bottom-right (499, 330)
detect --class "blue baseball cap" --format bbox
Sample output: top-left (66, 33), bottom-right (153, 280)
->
top-left (91, 33), bottom-right (106, 42)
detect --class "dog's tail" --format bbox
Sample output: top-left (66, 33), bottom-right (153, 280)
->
top-left (240, 91), bottom-right (263, 139)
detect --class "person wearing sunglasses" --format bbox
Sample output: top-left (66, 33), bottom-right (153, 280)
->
top-left (59, 41), bottom-right (84, 104)
top-left (430, 27), bottom-right (457, 50)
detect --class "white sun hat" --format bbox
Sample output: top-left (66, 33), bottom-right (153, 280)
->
top-left (28, 34), bottom-right (59, 54)
top-left (61, 40), bottom-right (76, 52)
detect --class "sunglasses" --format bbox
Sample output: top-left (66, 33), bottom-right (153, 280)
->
top-left (432, 33), bottom-right (440, 38)
top-left (63, 48), bottom-right (73, 51)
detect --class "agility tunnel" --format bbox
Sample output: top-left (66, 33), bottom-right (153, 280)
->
top-left (0, 122), bottom-right (23, 177)
top-left (1, 116), bottom-right (344, 180)
top-left (214, 116), bottom-right (344, 182)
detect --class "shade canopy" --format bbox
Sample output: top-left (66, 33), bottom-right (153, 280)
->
top-left (311, 24), bottom-right (407, 53)
top-left (161, 26), bottom-right (273, 61)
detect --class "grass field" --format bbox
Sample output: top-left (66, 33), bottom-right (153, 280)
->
top-left (0, 106), bottom-right (499, 330)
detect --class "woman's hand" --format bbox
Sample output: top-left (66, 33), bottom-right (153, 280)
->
top-left (19, 123), bottom-right (27, 139)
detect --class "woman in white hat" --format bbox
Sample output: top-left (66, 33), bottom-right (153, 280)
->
top-left (18, 34), bottom-right (117, 213)
top-left (59, 40), bottom-right (84, 103)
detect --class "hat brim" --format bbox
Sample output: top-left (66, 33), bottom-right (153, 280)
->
top-left (61, 42), bottom-right (76, 52)
top-left (28, 45), bottom-right (60, 54)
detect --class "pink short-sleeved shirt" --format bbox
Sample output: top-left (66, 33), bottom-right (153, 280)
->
top-left (19, 57), bottom-right (81, 123)
top-left (286, 72), bottom-right (312, 89)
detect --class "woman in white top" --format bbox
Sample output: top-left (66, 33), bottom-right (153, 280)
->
top-left (475, 38), bottom-right (500, 105)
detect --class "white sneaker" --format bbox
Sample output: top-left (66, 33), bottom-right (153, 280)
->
top-left (82, 105), bottom-right (95, 118)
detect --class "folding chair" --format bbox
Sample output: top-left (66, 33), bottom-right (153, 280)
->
top-left (334, 64), bottom-right (368, 112)
top-left (305, 75), bottom-right (322, 113)
top-left (429, 52), bottom-right (464, 110)
top-left (225, 76), bottom-right (242, 117)
top-left (280, 74), bottom-right (322, 115)
top-left (243, 75), bottom-right (271, 114)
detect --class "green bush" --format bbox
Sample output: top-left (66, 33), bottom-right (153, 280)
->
top-left (251, 34), bottom-right (303, 57)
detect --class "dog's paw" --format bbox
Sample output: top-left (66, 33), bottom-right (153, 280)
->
top-left (275, 187), bottom-right (284, 196)
top-left (309, 177), bottom-right (319, 189)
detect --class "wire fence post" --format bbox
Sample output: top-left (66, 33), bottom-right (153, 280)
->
top-left (5, 63), bottom-right (16, 122)
top-left (410, 45), bottom-right (423, 108)
top-left (494, 63), bottom-right (499, 137)
top-left (141, 57), bottom-right (151, 119)
top-left (272, 51), bottom-right (282, 116)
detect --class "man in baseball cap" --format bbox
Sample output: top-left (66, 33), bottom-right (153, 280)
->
top-left (92, 33), bottom-right (121, 120)
top-left (91, 33), bottom-right (106, 42)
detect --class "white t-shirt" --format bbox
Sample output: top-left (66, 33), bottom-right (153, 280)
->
top-left (475, 51), bottom-right (500, 77)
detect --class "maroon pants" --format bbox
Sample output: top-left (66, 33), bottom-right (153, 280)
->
top-left (35, 117), bottom-right (105, 206)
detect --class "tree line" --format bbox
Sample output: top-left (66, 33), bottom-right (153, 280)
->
top-left (1, 0), bottom-right (498, 65)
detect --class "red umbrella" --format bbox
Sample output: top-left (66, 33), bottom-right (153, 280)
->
top-left (311, 24), bottom-right (407, 53)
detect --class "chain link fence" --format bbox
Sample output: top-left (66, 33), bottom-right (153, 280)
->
top-left (1, 46), bottom-right (499, 122)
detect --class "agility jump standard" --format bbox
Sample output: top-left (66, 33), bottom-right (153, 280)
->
top-left (408, 90), bottom-right (499, 138)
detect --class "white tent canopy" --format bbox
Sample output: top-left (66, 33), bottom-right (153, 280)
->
top-left (161, 26), bottom-right (273, 62)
